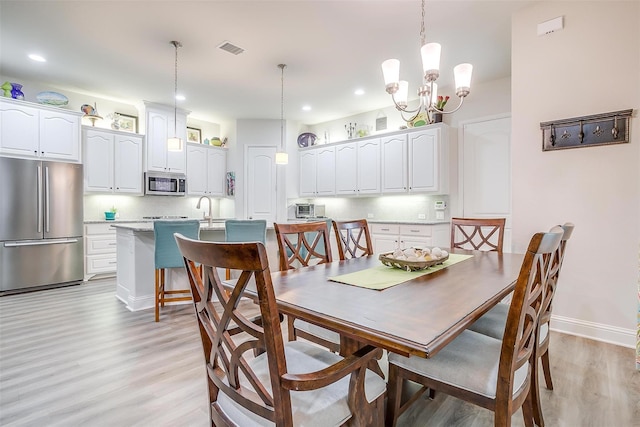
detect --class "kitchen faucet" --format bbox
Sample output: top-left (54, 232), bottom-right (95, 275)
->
top-left (196, 196), bottom-right (213, 226)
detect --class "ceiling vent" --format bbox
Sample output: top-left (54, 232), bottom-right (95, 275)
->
top-left (217, 41), bottom-right (245, 55)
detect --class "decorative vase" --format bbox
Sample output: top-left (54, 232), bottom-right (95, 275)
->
top-left (10, 83), bottom-right (24, 100)
top-left (104, 211), bottom-right (116, 220)
top-left (433, 113), bottom-right (443, 123)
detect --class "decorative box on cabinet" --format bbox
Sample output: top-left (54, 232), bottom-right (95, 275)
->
top-left (299, 145), bottom-right (335, 197)
top-left (186, 143), bottom-right (227, 196)
top-left (370, 222), bottom-right (450, 254)
top-left (85, 223), bottom-right (117, 280)
top-left (83, 127), bottom-right (143, 194)
top-left (0, 98), bottom-right (81, 162)
top-left (144, 101), bottom-right (189, 173)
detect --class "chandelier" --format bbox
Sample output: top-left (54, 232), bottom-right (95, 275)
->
top-left (167, 40), bottom-right (183, 152)
top-left (275, 63), bottom-right (288, 165)
top-left (381, 0), bottom-right (473, 125)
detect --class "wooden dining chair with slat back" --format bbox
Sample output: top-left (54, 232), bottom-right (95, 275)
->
top-left (273, 221), bottom-right (341, 353)
top-left (333, 219), bottom-right (374, 260)
top-left (153, 219), bottom-right (200, 322)
top-left (385, 228), bottom-right (563, 427)
top-left (451, 217), bottom-right (506, 252)
top-left (173, 235), bottom-right (387, 427)
top-left (468, 222), bottom-right (574, 427)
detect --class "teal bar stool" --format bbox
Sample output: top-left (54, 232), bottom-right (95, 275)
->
top-left (154, 219), bottom-right (200, 322)
top-left (224, 219), bottom-right (267, 279)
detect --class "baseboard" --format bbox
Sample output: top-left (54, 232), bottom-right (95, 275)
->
top-left (550, 314), bottom-right (635, 349)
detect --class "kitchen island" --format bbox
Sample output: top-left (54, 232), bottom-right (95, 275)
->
top-left (112, 221), bottom-right (279, 312)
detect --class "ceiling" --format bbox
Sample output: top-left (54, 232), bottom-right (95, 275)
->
top-left (0, 1), bottom-right (533, 125)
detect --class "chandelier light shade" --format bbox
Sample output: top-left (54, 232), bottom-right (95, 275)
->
top-left (275, 63), bottom-right (288, 165)
top-left (382, 0), bottom-right (472, 125)
top-left (167, 40), bottom-right (183, 152)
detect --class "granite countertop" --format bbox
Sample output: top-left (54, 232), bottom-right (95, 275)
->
top-left (109, 221), bottom-right (227, 232)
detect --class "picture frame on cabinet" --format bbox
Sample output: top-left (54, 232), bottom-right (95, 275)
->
top-left (117, 113), bottom-right (138, 133)
top-left (187, 127), bottom-right (201, 143)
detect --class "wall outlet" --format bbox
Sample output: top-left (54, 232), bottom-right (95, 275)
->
top-left (418, 213), bottom-right (426, 220)
top-left (436, 211), bottom-right (445, 220)
top-left (367, 213), bottom-right (374, 219)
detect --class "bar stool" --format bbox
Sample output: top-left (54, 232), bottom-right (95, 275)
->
top-left (224, 219), bottom-right (267, 280)
top-left (154, 219), bottom-right (200, 322)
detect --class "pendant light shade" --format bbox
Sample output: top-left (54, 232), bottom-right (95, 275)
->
top-left (167, 40), bottom-right (183, 152)
top-left (275, 63), bottom-right (288, 165)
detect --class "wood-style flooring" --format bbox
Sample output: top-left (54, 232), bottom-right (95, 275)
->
top-left (1, 279), bottom-right (638, 426)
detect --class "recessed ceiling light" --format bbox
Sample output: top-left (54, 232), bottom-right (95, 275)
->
top-left (28, 54), bottom-right (46, 62)
top-left (302, 105), bottom-right (311, 111)
top-left (354, 88), bottom-right (365, 95)
top-left (175, 94), bottom-right (185, 101)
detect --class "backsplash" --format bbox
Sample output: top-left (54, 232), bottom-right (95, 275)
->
top-left (83, 194), bottom-right (234, 221)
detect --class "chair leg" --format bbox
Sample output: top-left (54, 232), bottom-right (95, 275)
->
top-left (531, 351), bottom-right (545, 427)
top-left (160, 269), bottom-right (166, 307)
top-left (521, 388), bottom-right (535, 427)
top-left (540, 349), bottom-right (553, 390)
top-left (287, 316), bottom-right (297, 342)
top-left (385, 364), bottom-right (403, 427)
top-left (154, 268), bottom-right (160, 322)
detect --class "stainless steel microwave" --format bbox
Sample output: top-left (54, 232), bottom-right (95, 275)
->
top-left (144, 172), bottom-right (186, 196)
top-left (295, 203), bottom-right (314, 218)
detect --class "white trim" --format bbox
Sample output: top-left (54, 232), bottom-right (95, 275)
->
top-left (550, 314), bottom-right (635, 349)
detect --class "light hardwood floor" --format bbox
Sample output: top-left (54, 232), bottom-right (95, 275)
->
top-left (1, 279), bottom-right (638, 426)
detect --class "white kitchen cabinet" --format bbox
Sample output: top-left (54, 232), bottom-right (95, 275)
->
top-left (186, 143), bottom-right (226, 196)
top-left (381, 134), bottom-right (407, 193)
top-left (298, 145), bottom-right (335, 197)
top-left (408, 126), bottom-right (449, 194)
top-left (83, 127), bottom-right (143, 194)
top-left (144, 102), bottom-right (188, 173)
top-left (0, 98), bottom-right (81, 162)
top-left (85, 223), bottom-right (117, 280)
top-left (370, 222), bottom-right (450, 254)
top-left (356, 139), bottom-right (380, 194)
top-left (335, 142), bottom-right (357, 195)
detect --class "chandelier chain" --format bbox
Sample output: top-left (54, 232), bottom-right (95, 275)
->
top-left (420, 0), bottom-right (426, 47)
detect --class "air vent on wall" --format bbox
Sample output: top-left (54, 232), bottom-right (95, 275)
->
top-left (217, 41), bottom-right (245, 55)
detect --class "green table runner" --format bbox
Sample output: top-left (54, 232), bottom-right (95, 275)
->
top-left (328, 253), bottom-right (473, 290)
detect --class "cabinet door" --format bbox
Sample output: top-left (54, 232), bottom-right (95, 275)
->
top-left (114, 134), bottom-right (143, 194)
top-left (335, 143), bottom-right (357, 195)
top-left (381, 134), bottom-right (407, 193)
top-left (207, 148), bottom-right (226, 196)
top-left (409, 129), bottom-right (439, 192)
top-left (299, 150), bottom-right (317, 197)
top-left (400, 236), bottom-right (432, 250)
top-left (357, 139), bottom-right (380, 194)
top-left (372, 235), bottom-right (399, 254)
top-left (146, 110), bottom-right (169, 171)
top-left (166, 113), bottom-right (187, 173)
top-left (0, 102), bottom-right (39, 158)
top-left (84, 130), bottom-right (114, 192)
top-left (187, 144), bottom-right (208, 195)
top-left (315, 146), bottom-right (335, 196)
top-left (39, 110), bottom-right (80, 161)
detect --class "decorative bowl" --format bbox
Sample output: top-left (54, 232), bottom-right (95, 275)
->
top-left (36, 91), bottom-right (69, 106)
top-left (379, 251), bottom-right (449, 272)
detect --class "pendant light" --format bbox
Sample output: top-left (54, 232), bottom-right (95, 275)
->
top-left (275, 63), bottom-right (288, 165)
top-left (167, 40), bottom-right (183, 152)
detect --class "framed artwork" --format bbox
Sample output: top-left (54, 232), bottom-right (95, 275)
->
top-left (117, 113), bottom-right (138, 133)
top-left (187, 127), bottom-right (202, 143)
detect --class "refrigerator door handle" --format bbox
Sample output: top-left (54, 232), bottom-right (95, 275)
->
top-left (37, 165), bottom-right (43, 233)
top-left (45, 166), bottom-right (50, 233)
top-left (4, 238), bottom-right (79, 247)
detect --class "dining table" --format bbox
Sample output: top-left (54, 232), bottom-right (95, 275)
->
top-left (239, 248), bottom-right (525, 359)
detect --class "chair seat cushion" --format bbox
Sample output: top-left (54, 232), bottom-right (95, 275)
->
top-left (388, 330), bottom-right (528, 399)
top-left (218, 340), bottom-right (386, 426)
top-left (469, 303), bottom-right (549, 342)
top-left (293, 318), bottom-right (341, 345)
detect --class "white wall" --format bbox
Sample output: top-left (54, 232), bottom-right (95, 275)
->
top-left (512, 1), bottom-right (640, 347)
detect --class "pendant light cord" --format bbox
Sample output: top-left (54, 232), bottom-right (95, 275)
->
top-left (279, 64), bottom-right (286, 151)
top-left (171, 41), bottom-right (182, 136)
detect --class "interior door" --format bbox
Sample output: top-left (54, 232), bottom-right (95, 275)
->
top-left (460, 116), bottom-right (512, 251)
top-left (246, 146), bottom-right (277, 223)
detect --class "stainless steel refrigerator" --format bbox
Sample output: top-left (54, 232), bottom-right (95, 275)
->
top-left (0, 157), bottom-right (84, 294)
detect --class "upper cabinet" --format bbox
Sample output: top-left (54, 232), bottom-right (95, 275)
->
top-left (334, 139), bottom-right (381, 195)
top-left (83, 127), bottom-right (143, 194)
top-left (381, 134), bottom-right (407, 193)
top-left (144, 102), bottom-right (188, 173)
top-left (0, 98), bottom-right (81, 162)
top-left (299, 145), bottom-right (335, 197)
top-left (186, 143), bottom-right (226, 196)
top-left (408, 126), bottom-right (449, 194)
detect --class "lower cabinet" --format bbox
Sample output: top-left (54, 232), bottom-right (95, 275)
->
top-left (85, 223), bottom-right (117, 280)
top-left (370, 222), bottom-right (450, 254)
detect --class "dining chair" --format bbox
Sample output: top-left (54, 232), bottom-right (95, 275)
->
top-left (153, 219), bottom-right (200, 322)
top-left (224, 219), bottom-right (267, 280)
top-left (468, 222), bottom-right (574, 426)
top-left (450, 217), bottom-right (506, 252)
top-left (332, 219), bottom-right (374, 260)
top-left (274, 220), bottom-right (341, 353)
top-left (385, 228), bottom-right (563, 427)
top-left (173, 235), bottom-right (387, 427)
